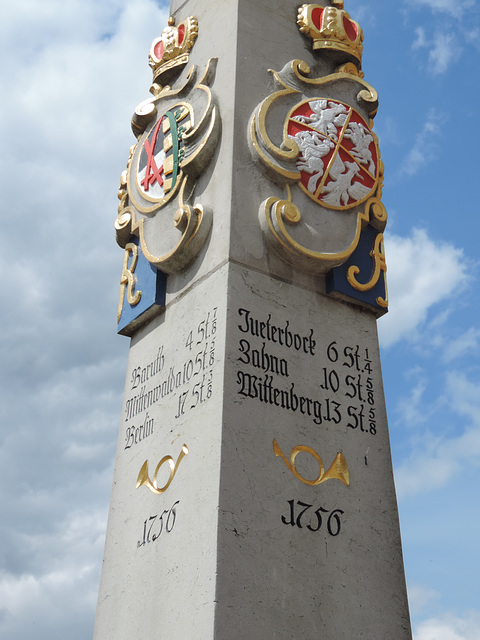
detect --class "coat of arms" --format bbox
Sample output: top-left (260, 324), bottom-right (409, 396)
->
top-left (288, 99), bottom-right (378, 209)
top-left (250, 2), bottom-right (388, 313)
top-left (116, 17), bottom-right (220, 334)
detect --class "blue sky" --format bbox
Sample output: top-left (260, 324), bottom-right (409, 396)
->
top-left (1, 0), bottom-right (479, 638)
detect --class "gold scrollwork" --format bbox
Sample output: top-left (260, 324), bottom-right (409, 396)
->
top-left (336, 62), bottom-right (365, 79)
top-left (116, 58), bottom-right (219, 275)
top-left (136, 444), bottom-right (189, 495)
top-left (273, 439), bottom-right (350, 487)
top-left (115, 145), bottom-right (137, 246)
top-left (262, 185), bottom-right (369, 262)
top-left (289, 60), bottom-right (379, 116)
top-left (117, 243), bottom-right (142, 322)
top-left (366, 196), bottom-right (387, 228)
top-left (365, 156), bottom-right (387, 230)
top-left (136, 180), bottom-right (211, 270)
top-left (347, 232), bottom-right (388, 308)
top-left (250, 60), bottom-right (384, 269)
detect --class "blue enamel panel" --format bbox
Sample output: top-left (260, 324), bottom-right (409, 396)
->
top-left (117, 236), bottom-right (167, 336)
top-left (326, 225), bottom-right (387, 314)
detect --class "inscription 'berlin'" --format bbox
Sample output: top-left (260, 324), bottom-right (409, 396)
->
top-left (238, 309), bottom-right (316, 356)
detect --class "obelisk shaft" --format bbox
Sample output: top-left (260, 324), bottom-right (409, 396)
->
top-left (94, 1), bottom-right (412, 637)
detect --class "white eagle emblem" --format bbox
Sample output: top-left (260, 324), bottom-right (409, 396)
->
top-left (288, 99), bottom-right (378, 210)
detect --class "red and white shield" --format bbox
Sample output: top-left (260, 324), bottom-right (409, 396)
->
top-left (137, 117), bottom-right (167, 201)
top-left (287, 99), bottom-right (379, 210)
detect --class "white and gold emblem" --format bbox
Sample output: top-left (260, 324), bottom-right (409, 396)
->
top-left (288, 99), bottom-right (378, 210)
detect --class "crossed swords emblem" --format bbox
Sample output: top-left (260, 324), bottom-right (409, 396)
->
top-left (137, 106), bottom-right (189, 197)
top-left (141, 117), bottom-right (165, 193)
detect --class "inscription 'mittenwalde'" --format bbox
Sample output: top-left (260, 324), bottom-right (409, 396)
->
top-left (125, 347), bottom-right (166, 421)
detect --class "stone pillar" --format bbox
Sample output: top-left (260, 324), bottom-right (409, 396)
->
top-left (94, 1), bottom-right (412, 638)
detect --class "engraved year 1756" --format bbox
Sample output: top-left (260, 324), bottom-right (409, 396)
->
top-left (282, 499), bottom-right (344, 536)
top-left (137, 501), bottom-right (179, 548)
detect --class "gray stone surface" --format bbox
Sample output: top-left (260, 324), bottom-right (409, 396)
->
top-left (95, 1), bottom-right (412, 637)
top-left (216, 263), bottom-right (411, 637)
top-left (95, 265), bottom-right (228, 639)
top-left (163, 0), bottom-right (338, 304)
top-left (95, 264), bottom-right (411, 639)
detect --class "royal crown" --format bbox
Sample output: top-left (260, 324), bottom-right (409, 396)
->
top-left (148, 16), bottom-right (198, 88)
top-left (297, 2), bottom-right (364, 67)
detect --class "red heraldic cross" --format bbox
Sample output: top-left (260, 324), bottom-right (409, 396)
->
top-left (141, 118), bottom-right (165, 192)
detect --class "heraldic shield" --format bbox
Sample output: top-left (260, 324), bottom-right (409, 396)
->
top-left (115, 16), bottom-right (220, 278)
top-left (116, 17), bottom-right (220, 334)
top-left (133, 104), bottom-right (191, 206)
top-left (250, 61), bottom-right (386, 273)
top-left (249, 2), bottom-right (388, 314)
top-left (116, 60), bottom-right (220, 276)
top-left (287, 99), bottom-right (379, 210)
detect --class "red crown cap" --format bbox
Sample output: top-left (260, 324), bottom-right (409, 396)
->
top-left (298, 3), bottom-right (364, 66)
top-left (148, 17), bottom-right (198, 87)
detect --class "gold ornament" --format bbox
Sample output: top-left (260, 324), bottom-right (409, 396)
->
top-left (148, 16), bottom-right (198, 91)
top-left (297, 3), bottom-right (364, 70)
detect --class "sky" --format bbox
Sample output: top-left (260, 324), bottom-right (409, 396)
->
top-left (1, 0), bottom-right (479, 638)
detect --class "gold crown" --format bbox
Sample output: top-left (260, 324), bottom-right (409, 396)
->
top-left (297, 3), bottom-right (364, 66)
top-left (148, 16), bottom-right (198, 87)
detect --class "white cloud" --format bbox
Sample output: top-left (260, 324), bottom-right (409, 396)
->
top-left (409, 0), bottom-right (474, 16)
top-left (347, 5), bottom-right (372, 25)
top-left (410, 24), bottom-right (461, 75)
top-left (413, 27), bottom-right (428, 49)
top-left (396, 367), bottom-right (430, 426)
top-left (443, 327), bottom-right (480, 363)
top-left (414, 612), bottom-right (480, 640)
top-left (0, 1), bottom-right (169, 638)
top-left (396, 448), bottom-right (458, 499)
top-left (379, 229), bottom-right (468, 348)
top-left (428, 32), bottom-right (461, 74)
top-left (465, 26), bottom-right (480, 47)
top-left (446, 371), bottom-right (480, 424)
top-left (395, 371), bottom-right (480, 499)
top-left (396, 109), bottom-right (445, 178)
top-left (408, 584), bottom-right (440, 616)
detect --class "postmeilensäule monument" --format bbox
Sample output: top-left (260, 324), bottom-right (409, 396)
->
top-left (94, 1), bottom-right (413, 637)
